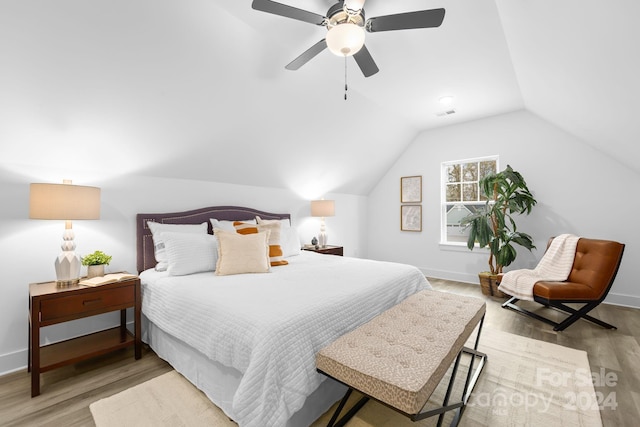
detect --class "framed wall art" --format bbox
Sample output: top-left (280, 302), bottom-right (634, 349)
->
top-left (401, 176), bottom-right (422, 203)
top-left (401, 205), bottom-right (422, 232)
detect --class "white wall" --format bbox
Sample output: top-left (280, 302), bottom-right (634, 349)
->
top-left (368, 110), bottom-right (639, 308)
top-left (0, 170), bottom-right (367, 375)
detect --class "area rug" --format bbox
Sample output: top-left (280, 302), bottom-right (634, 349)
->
top-left (90, 329), bottom-right (602, 427)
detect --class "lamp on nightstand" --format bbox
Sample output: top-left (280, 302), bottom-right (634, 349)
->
top-left (29, 180), bottom-right (101, 287)
top-left (311, 199), bottom-right (335, 248)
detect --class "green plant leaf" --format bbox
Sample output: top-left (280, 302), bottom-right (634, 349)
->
top-left (460, 164), bottom-right (537, 273)
top-left (81, 250), bottom-right (112, 266)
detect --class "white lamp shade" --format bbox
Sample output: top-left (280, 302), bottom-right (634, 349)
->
top-left (30, 183), bottom-right (101, 220)
top-left (326, 23), bottom-right (365, 57)
top-left (311, 200), bottom-right (335, 217)
top-left (29, 181), bottom-right (101, 286)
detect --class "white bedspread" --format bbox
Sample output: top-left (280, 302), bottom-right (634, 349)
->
top-left (141, 252), bottom-right (430, 427)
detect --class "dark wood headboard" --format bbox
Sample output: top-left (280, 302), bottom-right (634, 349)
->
top-left (136, 206), bottom-right (291, 273)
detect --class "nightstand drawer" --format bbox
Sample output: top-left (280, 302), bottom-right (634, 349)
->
top-left (40, 286), bottom-right (135, 321)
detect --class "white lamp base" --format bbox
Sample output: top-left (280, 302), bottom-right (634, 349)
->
top-left (54, 222), bottom-right (81, 287)
top-left (55, 252), bottom-right (81, 287)
top-left (319, 217), bottom-right (328, 248)
top-left (318, 232), bottom-right (328, 248)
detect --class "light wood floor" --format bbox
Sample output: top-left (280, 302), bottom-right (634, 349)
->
top-left (1, 279), bottom-right (639, 426)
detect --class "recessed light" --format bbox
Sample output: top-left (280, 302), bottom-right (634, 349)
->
top-left (439, 95), bottom-right (454, 105)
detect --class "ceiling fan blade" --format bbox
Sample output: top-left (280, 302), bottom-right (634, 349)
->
top-left (252, 0), bottom-right (326, 26)
top-left (285, 39), bottom-right (327, 70)
top-left (353, 45), bottom-right (379, 77)
top-left (366, 8), bottom-right (445, 32)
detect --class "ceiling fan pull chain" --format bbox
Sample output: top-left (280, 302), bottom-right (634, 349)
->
top-left (344, 56), bottom-right (348, 100)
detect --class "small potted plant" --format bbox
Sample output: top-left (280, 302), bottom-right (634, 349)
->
top-left (82, 250), bottom-right (112, 278)
top-left (460, 165), bottom-right (537, 297)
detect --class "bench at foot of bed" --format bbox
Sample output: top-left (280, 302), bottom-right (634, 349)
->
top-left (316, 290), bottom-right (487, 427)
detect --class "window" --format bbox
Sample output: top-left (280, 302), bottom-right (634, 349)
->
top-left (441, 156), bottom-right (498, 245)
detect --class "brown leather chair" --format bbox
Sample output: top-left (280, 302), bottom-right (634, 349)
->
top-left (501, 237), bottom-right (625, 331)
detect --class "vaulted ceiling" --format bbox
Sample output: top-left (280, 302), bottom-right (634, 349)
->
top-left (1, 0), bottom-right (638, 196)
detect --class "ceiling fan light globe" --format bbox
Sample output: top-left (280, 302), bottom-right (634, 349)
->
top-left (326, 23), bottom-right (365, 57)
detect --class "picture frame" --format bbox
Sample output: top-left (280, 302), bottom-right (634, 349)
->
top-left (401, 205), bottom-right (422, 232)
top-left (401, 176), bottom-right (422, 203)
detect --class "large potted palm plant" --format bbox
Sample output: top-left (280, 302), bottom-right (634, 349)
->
top-left (460, 165), bottom-right (537, 296)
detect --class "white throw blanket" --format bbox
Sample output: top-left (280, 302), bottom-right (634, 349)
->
top-left (497, 234), bottom-right (580, 300)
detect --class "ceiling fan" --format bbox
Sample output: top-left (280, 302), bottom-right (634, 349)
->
top-left (251, 0), bottom-right (445, 77)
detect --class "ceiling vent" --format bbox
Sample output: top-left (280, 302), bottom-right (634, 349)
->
top-left (436, 109), bottom-right (456, 117)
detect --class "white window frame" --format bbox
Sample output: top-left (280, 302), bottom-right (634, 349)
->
top-left (440, 155), bottom-right (499, 247)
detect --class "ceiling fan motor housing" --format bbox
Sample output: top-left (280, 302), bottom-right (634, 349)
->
top-left (327, 2), bottom-right (365, 29)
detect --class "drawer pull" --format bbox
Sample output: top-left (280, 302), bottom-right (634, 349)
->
top-left (83, 298), bottom-right (102, 306)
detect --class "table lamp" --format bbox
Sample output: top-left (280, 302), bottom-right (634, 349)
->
top-left (29, 180), bottom-right (101, 287)
top-left (311, 199), bottom-right (335, 248)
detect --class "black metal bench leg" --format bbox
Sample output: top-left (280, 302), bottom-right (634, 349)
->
top-left (461, 315), bottom-right (484, 402)
top-left (326, 388), bottom-right (370, 427)
top-left (437, 350), bottom-right (463, 427)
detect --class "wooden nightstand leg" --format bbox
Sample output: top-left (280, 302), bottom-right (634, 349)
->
top-left (120, 309), bottom-right (127, 342)
top-left (30, 307), bottom-right (40, 397)
top-left (27, 307), bottom-right (31, 373)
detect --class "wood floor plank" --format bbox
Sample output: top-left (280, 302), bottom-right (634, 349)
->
top-left (1, 278), bottom-right (638, 426)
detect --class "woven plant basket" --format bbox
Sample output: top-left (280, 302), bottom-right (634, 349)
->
top-left (478, 273), bottom-right (507, 298)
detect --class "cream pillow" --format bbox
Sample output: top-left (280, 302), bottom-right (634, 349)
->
top-left (163, 232), bottom-right (218, 276)
top-left (210, 218), bottom-right (256, 234)
top-left (256, 216), bottom-right (299, 257)
top-left (234, 221), bottom-right (288, 266)
top-left (215, 229), bottom-right (271, 276)
top-left (256, 216), bottom-right (291, 228)
top-left (147, 221), bottom-right (208, 271)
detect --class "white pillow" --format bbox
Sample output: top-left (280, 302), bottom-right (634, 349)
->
top-left (280, 226), bottom-right (301, 257)
top-left (163, 232), bottom-right (218, 276)
top-left (210, 218), bottom-right (256, 234)
top-left (147, 221), bottom-right (208, 271)
top-left (215, 229), bottom-right (271, 276)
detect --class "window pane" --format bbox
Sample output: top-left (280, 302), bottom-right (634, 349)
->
top-left (462, 162), bottom-right (478, 182)
top-left (446, 204), bottom-right (472, 243)
top-left (447, 164), bottom-right (460, 183)
top-left (462, 183), bottom-right (478, 201)
top-left (446, 184), bottom-right (461, 202)
top-left (442, 156), bottom-right (498, 244)
top-left (479, 161), bottom-right (496, 179)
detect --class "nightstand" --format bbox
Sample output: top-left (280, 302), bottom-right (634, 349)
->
top-left (28, 276), bottom-right (141, 397)
top-left (303, 245), bottom-right (344, 256)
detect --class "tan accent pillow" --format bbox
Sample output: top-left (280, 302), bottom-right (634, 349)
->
top-left (256, 216), bottom-right (291, 228)
top-left (214, 229), bottom-right (271, 276)
top-left (234, 221), bottom-right (288, 267)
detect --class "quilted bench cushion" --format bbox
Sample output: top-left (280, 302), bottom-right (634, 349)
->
top-left (316, 290), bottom-right (485, 415)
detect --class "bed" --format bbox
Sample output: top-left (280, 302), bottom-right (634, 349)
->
top-left (136, 206), bottom-right (431, 427)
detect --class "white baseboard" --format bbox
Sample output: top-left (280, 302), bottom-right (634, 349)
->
top-left (603, 292), bottom-right (640, 309)
top-left (420, 268), bottom-right (640, 309)
top-left (0, 348), bottom-right (27, 376)
top-left (420, 268), bottom-right (478, 285)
